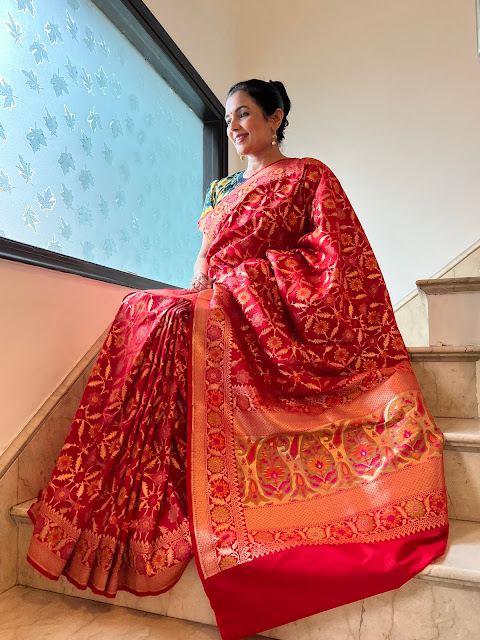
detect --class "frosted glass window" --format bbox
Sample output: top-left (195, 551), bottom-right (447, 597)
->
top-left (0, 0), bottom-right (206, 287)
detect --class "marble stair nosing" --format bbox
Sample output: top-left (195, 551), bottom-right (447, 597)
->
top-left (408, 346), bottom-right (480, 361)
top-left (11, 498), bottom-right (41, 521)
top-left (416, 276), bottom-right (480, 295)
top-left (437, 417), bottom-right (480, 450)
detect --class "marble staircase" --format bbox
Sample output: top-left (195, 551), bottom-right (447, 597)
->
top-left (409, 346), bottom-right (480, 524)
top-left (8, 276), bottom-right (480, 639)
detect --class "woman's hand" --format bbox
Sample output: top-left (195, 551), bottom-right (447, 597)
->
top-left (189, 271), bottom-right (214, 292)
top-left (189, 236), bottom-right (213, 292)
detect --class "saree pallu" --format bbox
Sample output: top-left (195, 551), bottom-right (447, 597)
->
top-left (27, 158), bottom-right (448, 640)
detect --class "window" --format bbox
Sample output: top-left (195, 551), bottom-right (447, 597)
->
top-left (0, 0), bottom-right (227, 288)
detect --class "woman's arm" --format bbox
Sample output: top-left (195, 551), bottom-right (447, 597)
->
top-left (189, 234), bottom-right (213, 291)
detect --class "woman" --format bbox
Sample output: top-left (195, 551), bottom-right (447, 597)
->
top-left (27, 80), bottom-right (448, 640)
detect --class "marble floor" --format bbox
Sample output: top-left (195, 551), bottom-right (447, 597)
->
top-left (0, 586), bottom-right (262, 640)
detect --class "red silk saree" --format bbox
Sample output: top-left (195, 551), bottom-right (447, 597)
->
top-left (27, 158), bottom-right (448, 640)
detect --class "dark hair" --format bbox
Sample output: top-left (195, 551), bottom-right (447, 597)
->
top-left (226, 79), bottom-right (291, 143)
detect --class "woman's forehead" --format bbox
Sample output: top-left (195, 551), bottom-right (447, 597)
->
top-left (225, 90), bottom-right (256, 113)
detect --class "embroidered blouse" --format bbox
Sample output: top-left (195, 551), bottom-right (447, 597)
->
top-left (200, 171), bottom-right (246, 219)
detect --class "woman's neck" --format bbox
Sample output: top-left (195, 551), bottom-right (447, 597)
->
top-left (243, 149), bottom-right (287, 178)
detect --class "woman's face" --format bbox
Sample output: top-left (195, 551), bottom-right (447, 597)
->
top-left (225, 90), bottom-right (280, 158)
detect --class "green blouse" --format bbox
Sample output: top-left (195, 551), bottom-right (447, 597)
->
top-left (200, 171), bottom-right (245, 219)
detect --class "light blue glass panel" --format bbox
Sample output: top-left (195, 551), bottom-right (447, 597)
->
top-left (0, 0), bottom-right (204, 286)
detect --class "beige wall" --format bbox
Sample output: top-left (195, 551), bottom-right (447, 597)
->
top-left (0, 259), bottom-right (132, 453)
top-left (236, 0), bottom-right (480, 302)
top-left (144, 0), bottom-right (236, 102)
top-left (143, 0), bottom-right (239, 170)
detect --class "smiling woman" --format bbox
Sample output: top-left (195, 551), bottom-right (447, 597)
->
top-left (27, 78), bottom-right (448, 640)
top-left (190, 81), bottom-right (290, 294)
top-left (226, 79), bottom-right (290, 172)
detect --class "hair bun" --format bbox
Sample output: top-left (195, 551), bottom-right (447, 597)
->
top-left (270, 80), bottom-right (291, 118)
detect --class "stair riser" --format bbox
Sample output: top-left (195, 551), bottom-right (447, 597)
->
top-left (411, 360), bottom-right (480, 418)
top-left (427, 292), bottom-right (480, 346)
top-left (14, 520), bottom-right (480, 640)
top-left (444, 448), bottom-right (480, 522)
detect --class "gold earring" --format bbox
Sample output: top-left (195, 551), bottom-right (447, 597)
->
top-left (239, 154), bottom-right (245, 161)
top-left (272, 132), bottom-right (278, 146)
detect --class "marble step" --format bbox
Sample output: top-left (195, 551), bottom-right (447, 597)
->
top-left (408, 347), bottom-right (480, 418)
top-left (416, 277), bottom-right (480, 347)
top-left (0, 585), bottom-right (248, 640)
top-left (10, 502), bottom-right (480, 640)
top-left (3, 584), bottom-right (480, 640)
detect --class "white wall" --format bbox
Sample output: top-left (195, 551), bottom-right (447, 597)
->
top-left (235, 0), bottom-right (480, 302)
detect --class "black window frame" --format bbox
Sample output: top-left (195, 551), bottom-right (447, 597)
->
top-left (0, 0), bottom-right (228, 290)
